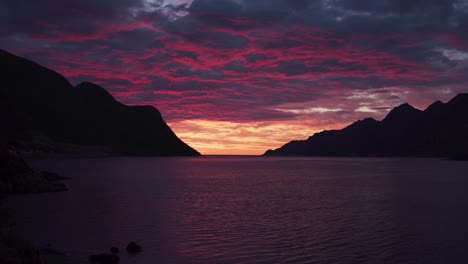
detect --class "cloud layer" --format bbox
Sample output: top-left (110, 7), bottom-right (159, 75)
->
top-left (2, 0), bottom-right (468, 154)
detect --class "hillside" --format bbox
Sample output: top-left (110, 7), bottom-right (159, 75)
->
top-left (0, 49), bottom-right (200, 156)
top-left (265, 94), bottom-right (468, 159)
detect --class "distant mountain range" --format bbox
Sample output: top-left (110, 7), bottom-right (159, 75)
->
top-left (0, 49), bottom-right (200, 156)
top-left (265, 94), bottom-right (468, 159)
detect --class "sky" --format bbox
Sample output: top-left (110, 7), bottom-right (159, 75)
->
top-left (2, 0), bottom-right (468, 155)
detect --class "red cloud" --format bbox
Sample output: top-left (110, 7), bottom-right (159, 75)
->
top-left (3, 7), bottom-right (468, 154)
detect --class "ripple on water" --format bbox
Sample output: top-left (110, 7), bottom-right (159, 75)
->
top-left (9, 157), bottom-right (468, 264)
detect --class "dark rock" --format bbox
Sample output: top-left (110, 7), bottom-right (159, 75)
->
top-left (89, 254), bottom-right (119, 264)
top-left (0, 144), bottom-right (68, 193)
top-left (110, 246), bottom-right (119, 254)
top-left (38, 171), bottom-right (71, 181)
top-left (40, 247), bottom-right (64, 255)
top-left (126, 241), bottom-right (143, 254)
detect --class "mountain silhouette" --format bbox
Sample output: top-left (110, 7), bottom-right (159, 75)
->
top-left (0, 49), bottom-right (200, 156)
top-left (265, 94), bottom-right (468, 159)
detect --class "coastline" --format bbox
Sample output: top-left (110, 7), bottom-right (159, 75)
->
top-left (0, 144), bottom-right (82, 264)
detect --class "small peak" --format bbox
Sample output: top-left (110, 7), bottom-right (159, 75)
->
top-left (346, 117), bottom-right (379, 130)
top-left (383, 102), bottom-right (421, 123)
top-left (76, 82), bottom-right (101, 89)
top-left (448, 93), bottom-right (468, 104)
top-left (76, 82), bottom-right (107, 93)
top-left (352, 117), bottom-right (378, 125)
top-left (425, 100), bottom-right (444, 112)
top-left (361, 117), bottom-right (378, 123)
top-left (395, 102), bottom-right (415, 110)
top-left (390, 102), bottom-right (420, 113)
top-left (75, 82), bottom-right (117, 103)
top-left (429, 100), bottom-right (443, 106)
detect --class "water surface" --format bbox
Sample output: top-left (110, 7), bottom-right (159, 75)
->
top-left (10, 157), bottom-right (468, 263)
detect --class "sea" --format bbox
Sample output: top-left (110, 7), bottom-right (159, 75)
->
top-left (9, 156), bottom-right (468, 264)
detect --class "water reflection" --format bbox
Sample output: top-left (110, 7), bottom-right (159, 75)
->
top-left (10, 157), bottom-right (468, 264)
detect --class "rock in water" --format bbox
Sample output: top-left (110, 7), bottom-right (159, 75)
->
top-left (0, 144), bottom-right (68, 193)
top-left (89, 254), bottom-right (119, 264)
top-left (126, 241), bottom-right (143, 254)
top-left (110, 246), bottom-right (119, 254)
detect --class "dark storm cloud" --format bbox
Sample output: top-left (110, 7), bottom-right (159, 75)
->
top-left (103, 29), bottom-right (164, 51)
top-left (276, 60), bottom-right (308, 76)
top-left (332, 0), bottom-right (455, 17)
top-left (223, 59), bottom-right (250, 73)
top-left (0, 0), bottom-right (144, 37)
top-left (244, 53), bottom-right (268, 63)
top-left (183, 0), bottom-right (464, 32)
top-left (175, 67), bottom-right (225, 80)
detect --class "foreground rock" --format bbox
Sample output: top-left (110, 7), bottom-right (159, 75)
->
top-left (89, 254), bottom-right (119, 264)
top-left (0, 232), bottom-right (45, 264)
top-left (126, 241), bottom-right (143, 254)
top-left (41, 247), bottom-right (86, 264)
top-left (110, 246), bottom-right (119, 254)
top-left (0, 144), bottom-right (67, 194)
top-left (0, 143), bottom-right (73, 264)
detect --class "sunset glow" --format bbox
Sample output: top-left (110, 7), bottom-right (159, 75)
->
top-left (2, 0), bottom-right (468, 154)
top-left (169, 119), bottom-right (345, 155)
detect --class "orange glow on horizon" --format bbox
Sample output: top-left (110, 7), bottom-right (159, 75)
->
top-left (166, 89), bottom-right (464, 155)
top-left (168, 119), bottom-right (350, 155)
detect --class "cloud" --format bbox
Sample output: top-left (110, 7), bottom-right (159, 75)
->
top-left (440, 48), bottom-right (468, 60)
top-left (1, 0), bottom-right (468, 154)
top-left (355, 106), bottom-right (377, 113)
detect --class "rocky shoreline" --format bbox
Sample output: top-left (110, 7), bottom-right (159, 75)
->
top-left (0, 143), bottom-right (77, 264)
top-left (0, 144), bottom-right (68, 194)
top-left (1, 144), bottom-right (146, 264)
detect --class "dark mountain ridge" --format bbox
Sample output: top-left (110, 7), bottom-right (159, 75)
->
top-left (0, 49), bottom-right (200, 156)
top-left (265, 94), bottom-right (468, 159)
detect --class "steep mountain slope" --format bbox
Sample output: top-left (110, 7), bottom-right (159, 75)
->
top-left (0, 49), bottom-right (200, 156)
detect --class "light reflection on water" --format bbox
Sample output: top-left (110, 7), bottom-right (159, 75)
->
top-left (10, 157), bottom-right (468, 264)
